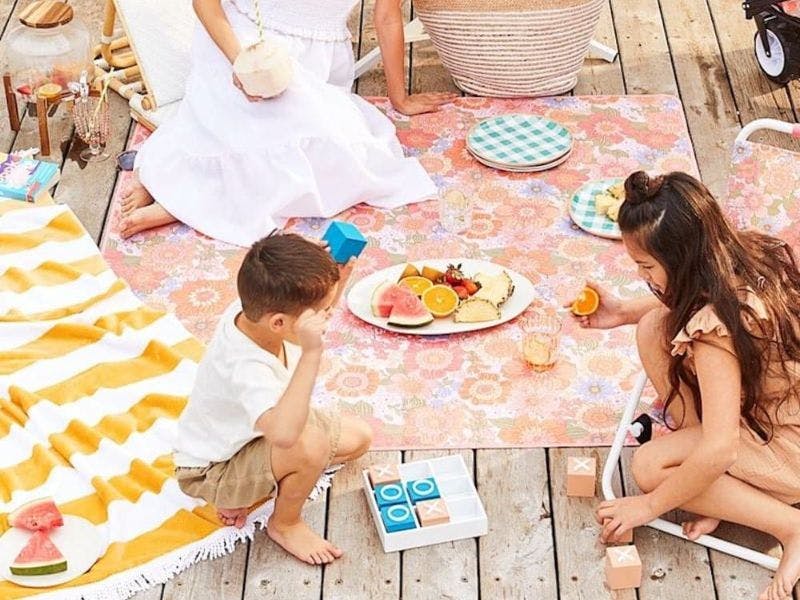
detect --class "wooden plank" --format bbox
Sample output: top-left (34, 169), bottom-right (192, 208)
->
top-left (402, 450), bottom-right (478, 600)
top-left (550, 447), bottom-right (635, 599)
top-left (243, 495), bottom-right (328, 599)
top-left (54, 92), bottom-right (132, 242)
top-left (161, 541), bottom-right (248, 600)
top-left (132, 586), bottom-right (163, 600)
top-left (354, 0), bottom-right (411, 97)
top-left (610, 0), bottom-right (678, 96)
top-left (707, 0), bottom-right (799, 150)
top-left (322, 451), bottom-right (401, 600)
top-left (707, 521), bottom-right (779, 600)
top-left (0, 0), bottom-right (20, 151)
top-left (573, 0), bottom-right (625, 96)
top-left (478, 449), bottom-right (557, 600)
top-left (658, 0), bottom-right (741, 199)
top-left (619, 448), bottom-right (716, 599)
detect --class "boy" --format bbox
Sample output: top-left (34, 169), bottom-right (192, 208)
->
top-left (174, 233), bottom-right (373, 565)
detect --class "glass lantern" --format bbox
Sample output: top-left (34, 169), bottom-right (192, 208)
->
top-left (3, 0), bottom-right (92, 101)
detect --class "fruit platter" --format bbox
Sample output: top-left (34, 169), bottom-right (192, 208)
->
top-left (347, 259), bottom-right (536, 335)
top-left (0, 497), bottom-right (103, 587)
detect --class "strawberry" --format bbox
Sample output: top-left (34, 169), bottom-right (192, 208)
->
top-left (452, 285), bottom-right (469, 300)
top-left (463, 279), bottom-right (481, 295)
top-left (444, 264), bottom-right (465, 287)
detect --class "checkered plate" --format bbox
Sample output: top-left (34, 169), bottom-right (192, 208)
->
top-left (569, 178), bottom-right (623, 240)
top-left (469, 147), bottom-right (573, 172)
top-left (466, 114), bottom-right (572, 167)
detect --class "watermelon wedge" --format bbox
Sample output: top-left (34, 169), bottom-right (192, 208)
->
top-left (8, 497), bottom-right (64, 531)
top-left (370, 282), bottom-right (418, 318)
top-left (10, 531), bottom-right (68, 576)
top-left (387, 291), bottom-right (434, 328)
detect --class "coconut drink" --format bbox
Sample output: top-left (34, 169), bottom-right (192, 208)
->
top-left (233, 37), bottom-right (293, 99)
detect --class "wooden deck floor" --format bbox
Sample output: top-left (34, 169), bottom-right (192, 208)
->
top-left (3, 1), bottom-right (800, 598)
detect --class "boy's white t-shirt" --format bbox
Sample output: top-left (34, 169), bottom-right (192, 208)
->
top-left (173, 301), bottom-right (302, 468)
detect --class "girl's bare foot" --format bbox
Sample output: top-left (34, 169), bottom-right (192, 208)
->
top-left (681, 516), bottom-right (721, 541)
top-left (761, 532), bottom-right (800, 600)
top-left (120, 175), bottom-right (154, 216)
top-left (218, 507), bottom-right (248, 529)
top-left (266, 517), bottom-right (343, 565)
top-left (119, 203), bottom-right (177, 238)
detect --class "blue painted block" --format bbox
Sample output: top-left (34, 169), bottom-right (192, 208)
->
top-left (374, 483), bottom-right (407, 508)
top-left (380, 503), bottom-right (417, 533)
top-left (406, 478), bottom-right (440, 504)
top-left (322, 221), bottom-right (367, 264)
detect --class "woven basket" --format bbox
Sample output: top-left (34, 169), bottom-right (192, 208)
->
top-left (413, 0), bottom-right (604, 97)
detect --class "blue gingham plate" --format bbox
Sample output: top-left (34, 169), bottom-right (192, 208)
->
top-left (466, 115), bottom-right (572, 167)
top-left (569, 178), bottom-right (624, 240)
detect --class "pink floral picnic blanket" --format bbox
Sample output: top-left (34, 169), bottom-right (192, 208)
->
top-left (101, 95), bottom-right (699, 448)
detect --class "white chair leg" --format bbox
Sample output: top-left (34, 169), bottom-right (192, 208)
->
top-left (602, 371), bottom-right (780, 571)
top-left (354, 18), bottom-right (430, 79)
top-left (588, 39), bottom-right (618, 63)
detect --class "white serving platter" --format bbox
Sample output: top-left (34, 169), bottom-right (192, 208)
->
top-left (362, 455), bottom-right (488, 553)
top-left (0, 515), bottom-right (104, 587)
top-left (347, 259), bottom-right (536, 336)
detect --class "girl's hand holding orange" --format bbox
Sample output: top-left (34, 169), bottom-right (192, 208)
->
top-left (564, 281), bottom-right (628, 330)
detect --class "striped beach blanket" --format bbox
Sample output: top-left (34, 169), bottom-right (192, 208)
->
top-left (0, 201), bottom-right (334, 599)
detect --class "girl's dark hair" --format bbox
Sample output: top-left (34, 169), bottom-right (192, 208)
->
top-left (237, 233), bottom-right (340, 321)
top-left (618, 171), bottom-right (800, 440)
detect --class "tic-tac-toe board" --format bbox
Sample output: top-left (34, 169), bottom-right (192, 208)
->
top-left (361, 455), bottom-right (488, 552)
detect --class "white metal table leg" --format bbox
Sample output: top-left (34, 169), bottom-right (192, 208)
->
top-left (588, 39), bottom-right (618, 63)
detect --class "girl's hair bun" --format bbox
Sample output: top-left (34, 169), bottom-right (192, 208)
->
top-left (624, 171), bottom-right (665, 206)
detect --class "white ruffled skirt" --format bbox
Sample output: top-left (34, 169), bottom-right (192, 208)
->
top-left (135, 4), bottom-right (436, 246)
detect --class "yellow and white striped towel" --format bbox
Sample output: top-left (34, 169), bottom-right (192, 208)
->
top-left (0, 201), bottom-right (334, 599)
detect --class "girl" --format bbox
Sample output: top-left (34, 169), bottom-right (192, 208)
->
top-left (119, 0), bottom-right (454, 245)
top-left (574, 171), bottom-right (800, 600)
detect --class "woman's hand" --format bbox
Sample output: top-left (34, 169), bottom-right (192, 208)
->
top-left (391, 92), bottom-right (457, 116)
top-left (595, 495), bottom-right (657, 543)
top-left (564, 280), bottom-right (628, 329)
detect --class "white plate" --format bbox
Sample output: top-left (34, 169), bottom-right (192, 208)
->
top-left (0, 516), bottom-right (105, 587)
top-left (347, 259), bottom-right (536, 336)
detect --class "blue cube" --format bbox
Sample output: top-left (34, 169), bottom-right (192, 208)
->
top-left (406, 478), bottom-right (440, 504)
top-left (380, 503), bottom-right (417, 533)
top-left (374, 483), bottom-right (406, 508)
top-left (322, 221), bottom-right (367, 264)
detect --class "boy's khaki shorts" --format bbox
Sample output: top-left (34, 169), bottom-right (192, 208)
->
top-left (175, 408), bottom-right (341, 509)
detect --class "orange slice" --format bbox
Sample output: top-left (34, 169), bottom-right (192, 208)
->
top-left (399, 276), bottom-right (433, 297)
top-left (571, 287), bottom-right (600, 316)
top-left (421, 285), bottom-right (459, 318)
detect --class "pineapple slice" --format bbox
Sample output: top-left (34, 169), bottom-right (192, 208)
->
top-left (453, 298), bottom-right (501, 323)
top-left (474, 271), bottom-right (514, 307)
top-left (608, 182), bottom-right (625, 200)
top-left (594, 193), bottom-right (617, 216)
top-left (606, 201), bottom-right (621, 222)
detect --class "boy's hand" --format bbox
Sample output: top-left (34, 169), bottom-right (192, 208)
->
top-left (295, 309), bottom-right (330, 352)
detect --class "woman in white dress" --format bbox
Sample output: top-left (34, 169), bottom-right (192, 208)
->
top-left (119, 0), bottom-right (454, 246)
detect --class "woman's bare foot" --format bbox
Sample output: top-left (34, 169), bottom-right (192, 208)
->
top-left (119, 203), bottom-right (177, 239)
top-left (267, 517), bottom-right (343, 565)
top-left (761, 532), bottom-right (800, 600)
top-left (120, 175), bottom-right (154, 216)
top-left (681, 516), bottom-right (721, 541)
top-left (218, 507), bottom-right (248, 529)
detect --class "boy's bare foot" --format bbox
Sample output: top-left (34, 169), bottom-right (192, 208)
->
top-left (267, 517), bottom-right (343, 565)
top-left (119, 203), bottom-right (178, 238)
top-left (760, 532), bottom-right (800, 600)
top-left (218, 507), bottom-right (249, 529)
top-left (681, 516), bottom-right (720, 541)
top-left (120, 176), bottom-right (154, 215)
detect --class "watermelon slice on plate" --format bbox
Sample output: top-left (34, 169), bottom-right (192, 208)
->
top-left (9, 531), bottom-right (68, 577)
top-left (8, 498), bottom-right (64, 531)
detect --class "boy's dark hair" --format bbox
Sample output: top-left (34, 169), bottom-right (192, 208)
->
top-left (237, 233), bottom-right (340, 321)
